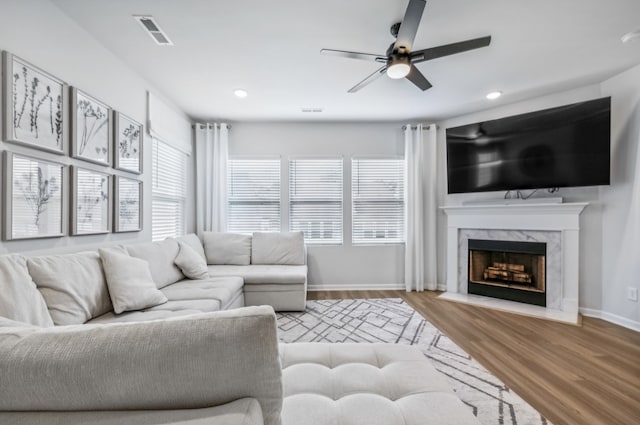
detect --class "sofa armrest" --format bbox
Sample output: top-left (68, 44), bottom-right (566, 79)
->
top-left (0, 306), bottom-right (282, 425)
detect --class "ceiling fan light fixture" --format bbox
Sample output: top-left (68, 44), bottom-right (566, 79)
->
top-left (387, 56), bottom-right (411, 79)
top-left (387, 63), bottom-right (410, 79)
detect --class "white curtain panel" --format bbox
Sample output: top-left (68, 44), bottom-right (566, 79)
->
top-left (404, 124), bottom-right (438, 292)
top-left (195, 123), bottom-right (229, 236)
top-left (612, 125), bottom-right (640, 294)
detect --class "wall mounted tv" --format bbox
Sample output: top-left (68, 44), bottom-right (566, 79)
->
top-left (446, 97), bottom-right (611, 194)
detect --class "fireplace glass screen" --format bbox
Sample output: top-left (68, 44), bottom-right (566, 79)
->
top-left (468, 239), bottom-right (546, 306)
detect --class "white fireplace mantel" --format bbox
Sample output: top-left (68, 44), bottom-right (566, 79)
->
top-left (440, 202), bottom-right (588, 324)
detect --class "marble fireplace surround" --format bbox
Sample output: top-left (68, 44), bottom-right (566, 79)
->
top-left (440, 202), bottom-right (588, 325)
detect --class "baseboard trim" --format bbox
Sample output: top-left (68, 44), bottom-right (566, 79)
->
top-left (308, 283), bottom-right (405, 291)
top-left (579, 307), bottom-right (640, 332)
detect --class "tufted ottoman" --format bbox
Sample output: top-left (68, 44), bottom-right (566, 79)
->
top-left (280, 343), bottom-right (481, 425)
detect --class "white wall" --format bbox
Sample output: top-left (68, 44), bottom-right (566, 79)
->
top-left (0, 0), bottom-right (192, 255)
top-left (230, 122), bottom-right (405, 289)
top-left (599, 64), bottom-right (640, 328)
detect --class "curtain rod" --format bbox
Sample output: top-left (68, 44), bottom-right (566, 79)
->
top-left (402, 124), bottom-right (439, 130)
top-left (193, 123), bottom-right (232, 130)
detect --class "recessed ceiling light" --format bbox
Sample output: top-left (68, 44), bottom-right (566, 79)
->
top-left (621, 28), bottom-right (640, 43)
top-left (486, 91), bottom-right (502, 100)
top-left (233, 89), bottom-right (248, 98)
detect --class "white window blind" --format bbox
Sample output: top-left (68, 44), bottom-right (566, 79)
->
top-left (351, 158), bottom-right (405, 244)
top-left (152, 139), bottom-right (187, 241)
top-left (289, 158), bottom-right (343, 244)
top-left (227, 159), bottom-right (281, 233)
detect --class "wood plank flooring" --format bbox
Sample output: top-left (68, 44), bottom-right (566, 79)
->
top-left (307, 290), bottom-right (640, 425)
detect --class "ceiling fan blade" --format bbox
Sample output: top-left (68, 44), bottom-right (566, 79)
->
top-left (393, 0), bottom-right (426, 53)
top-left (321, 49), bottom-right (387, 63)
top-left (406, 65), bottom-right (432, 91)
top-left (348, 65), bottom-right (388, 93)
top-left (411, 36), bottom-right (492, 63)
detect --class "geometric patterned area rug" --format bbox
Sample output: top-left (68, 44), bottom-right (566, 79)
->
top-left (277, 298), bottom-right (551, 425)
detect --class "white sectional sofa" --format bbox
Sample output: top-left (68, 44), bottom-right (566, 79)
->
top-left (0, 231), bottom-right (481, 425)
top-left (203, 231), bottom-right (308, 311)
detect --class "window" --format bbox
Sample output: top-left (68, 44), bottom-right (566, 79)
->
top-left (152, 139), bottom-right (187, 241)
top-left (227, 159), bottom-right (281, 233)
top-left (289, 158), bottom-right (343, 244)
top-left (351, 158), bottom-right (405, 244)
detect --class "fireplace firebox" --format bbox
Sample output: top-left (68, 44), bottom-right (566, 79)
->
top-left (468, 239), bottom-right (546, 306)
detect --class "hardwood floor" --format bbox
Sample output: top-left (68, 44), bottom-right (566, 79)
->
top-left (307, 290), bottom-right (640, 425)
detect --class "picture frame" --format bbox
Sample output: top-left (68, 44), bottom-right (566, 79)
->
top-left (71, 166), bottom-right (111, 235)
top-left (71, 87), bottom-right (112, 166)
top-left (113, 111), bottom-right (143, 174)
top-left (3, 151), bottom-right (66, 240)
top-left (2, 51), bottom-right (67, 154)
top-left (114, 176), bottom-right (142, 232)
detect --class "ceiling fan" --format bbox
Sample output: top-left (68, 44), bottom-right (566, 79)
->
top-left (321, 0), bottom-right (492, 93)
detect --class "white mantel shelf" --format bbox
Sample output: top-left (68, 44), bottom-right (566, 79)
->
top-left (440, 202), bottom-right (588, 231)
top-left (439, 202), bottom-right (588, 325)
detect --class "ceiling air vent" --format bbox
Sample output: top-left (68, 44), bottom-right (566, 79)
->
top-left (134, 15), bottom-right (173, 46)
top-left (301, 108), bottom-right (323, 113)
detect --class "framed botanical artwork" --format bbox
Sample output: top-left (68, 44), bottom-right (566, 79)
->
top-left (71, 166), bottom-right (111, 235)
top-left (114, 111), bottom-right (143, 174)
top-left (71, 87), bottom-right (111, 166)
top-left (2, 52), bottom-right (67, 154)
top-left (3, 152), bottom-right (65, 240)
top-left (114, 176), bottom-right (142, 232)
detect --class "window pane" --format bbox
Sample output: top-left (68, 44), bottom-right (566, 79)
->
top-left (352, 158), bottom-right (405, 244)
top-left (227, 159), bottom-right (281, 233)
top-left (289, 159), bottom-right (343, 244)
top-left (152, 139), bottom-right (186, 241)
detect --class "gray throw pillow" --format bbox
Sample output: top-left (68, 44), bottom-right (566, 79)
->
top-left (175, 241), bottom-right (209, 280)
top-left (0, 255), bottom-right (54, 327)
top-left (27, 252), bottom-right (112, 325)
top-left (99, 249), bottom-right (168, 314)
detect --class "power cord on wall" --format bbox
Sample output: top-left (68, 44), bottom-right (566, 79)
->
top-left (504, 188), bottom-right (559, 200)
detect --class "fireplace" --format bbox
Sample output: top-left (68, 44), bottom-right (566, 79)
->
top-left (468, 239), bottom-right (546, 307)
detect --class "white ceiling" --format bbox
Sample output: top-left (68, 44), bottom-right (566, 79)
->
top-left (51, 0), bottom-right (640, 122)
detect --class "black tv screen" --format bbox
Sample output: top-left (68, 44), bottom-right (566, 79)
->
top-left (446, 97), bottom-right (611, 194)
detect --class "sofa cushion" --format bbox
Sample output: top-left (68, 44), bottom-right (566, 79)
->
top-left (126, 239), bottom-right (184, 288)
top-left (176, 233), bottom-right (207, 262)
top-left (27, 252), bottom-right (112, 325)
top-left (174, 242), bottom-right (209, 279)
top-left (99, 249), bottom-right (168, 314)
top-left (208, 265), bottom-right (307, 284)
top-left (251, 232), bottom-right (305, 265)
top-left (161, 277), bottom-right (244, 310)
top-left (204, 232), bottom-right (252, 265)
top-left (87, 308), bottom-right (209, 324)
top-left (0, 255), bottom-right (54, 327)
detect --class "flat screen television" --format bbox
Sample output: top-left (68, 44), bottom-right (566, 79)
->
top-left (446, 97), bottom-right (611, 194)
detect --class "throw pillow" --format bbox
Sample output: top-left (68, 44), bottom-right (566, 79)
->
top-left (0, 255), bottom-right (54, 327)
top-left (175, 234), bottom-right (207, 262)
top-left (175, 241), bottom-right (209, 280)
top-left (99, 249), bottom-right (168, 314)
top-left (203, 232), bottom-right (252, 265)
top-left (126, 239), bottom-right (184, 288)
top-left (27, 251), bottom-right (112, 325)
